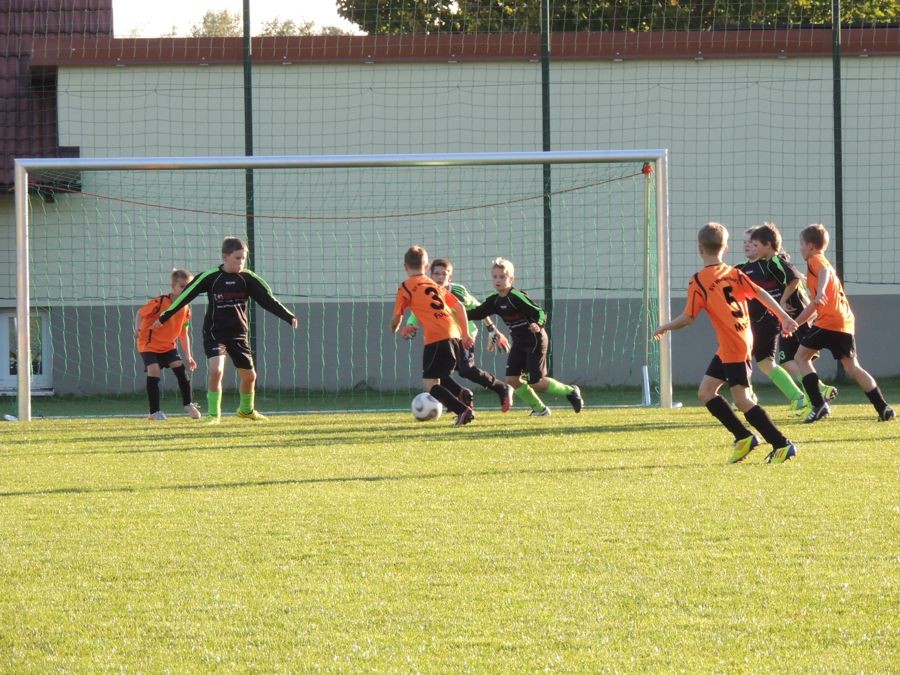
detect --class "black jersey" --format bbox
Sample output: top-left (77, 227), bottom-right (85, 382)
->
top-left (467, 287), bottom-right (546, 339)
top-left (735, 254), bottom-right (805, 322)
top-left (158, 265), bottom-right (294, 341)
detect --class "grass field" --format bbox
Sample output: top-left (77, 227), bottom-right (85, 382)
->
top-left (1, 386), bottom-right (898, 671)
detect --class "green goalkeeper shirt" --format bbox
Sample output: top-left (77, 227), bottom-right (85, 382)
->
top-left (405, 282), bottom-right (481, 338)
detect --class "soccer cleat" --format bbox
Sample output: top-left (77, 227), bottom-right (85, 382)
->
top-left (236, 409), bottom-right (268, 422)
top-left (789, 396), bottom-right (809, 414)
top-left (454, 407), bottom-right (475, 426)
top-left (529, 406), bottom-right (552, 417)
top-left (879, 405), bottom-right (895, 422)
top-left (566, 385), bottom-right (584, 413)
top-left (766, 442), bottom-right (797, 464)
top-left (803, 402), bottom-right (830, 424)
top-left (205, 416), bottom-right (221, 425)
top-left (459, 388), bottom-right (474, 409)
top-left (821, 384), bottom-right (839, 402)
top-left (147, 410), bottom-right (167, 421)
top-left (727, 435), bottom-right (760, 464)
top-left (499, 384), bottom-right (514, 413)
top-left (184, 402), bottom-right (202, 420)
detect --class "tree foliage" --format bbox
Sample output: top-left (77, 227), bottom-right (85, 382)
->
top-left (336, 0), bottom-right (900, 35)
top-left (190, 10), bottom-right (242, 37)
top-left (189, 10), bottom-right (357, 37)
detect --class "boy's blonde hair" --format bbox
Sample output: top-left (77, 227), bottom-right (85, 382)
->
top-left (491, 257), bottom-right (515, 277)
top-left (698, 222), bottom-right (728, 255)
top-left (800, 224), bottom-right (829, 252)
top-left (404, 245), bottom-right (427, 271)
top-left (171, 268), bottom-right (192, 283)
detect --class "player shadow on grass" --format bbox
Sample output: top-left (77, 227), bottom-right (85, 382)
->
top-left (5, 419), bottom-right (698, 458)
top-left (0, 461), bottom-right (709, 499)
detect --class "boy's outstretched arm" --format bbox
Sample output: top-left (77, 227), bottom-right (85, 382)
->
top-left (653, 312), bottom-right (694, 339)
top-left (390, 314), bottom-right (403, 334)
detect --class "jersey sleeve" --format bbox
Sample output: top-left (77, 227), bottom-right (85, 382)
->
top-left (509, 289), bottom-right (546, 326)
top-left (245, 271), bottom-right (295, 324)
top-left (685, 276), bottom-right (706, 319)
top-left (393, 283), bottom-right (411, 318)
top-left (453, 284), bottom-right (480, 310)
top-left (465, 294), bottom-right (496, 321)
top-left (159, 272), bottom-right (208, 324)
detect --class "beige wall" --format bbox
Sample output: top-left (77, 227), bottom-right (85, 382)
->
top-left (3, 56), bottom-right (899, 387)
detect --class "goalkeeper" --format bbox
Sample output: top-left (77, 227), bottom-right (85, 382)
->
top-left (466, 257), bottom-right (584, 417)
top-left (402, 258), bottom-right (514, 412)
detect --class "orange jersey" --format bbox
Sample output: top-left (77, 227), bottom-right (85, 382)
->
top-left (136, 295), bottom-right (191, 353)
top-left (806, 253), bottom-right (855, 334)
top-left (393, 275), bottom-right (462, 345)
top-left (685, 263), bottom-right (762, 363)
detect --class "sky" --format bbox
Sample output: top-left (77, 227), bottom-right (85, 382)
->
top-left (112, 0), bottom-right (358, 37)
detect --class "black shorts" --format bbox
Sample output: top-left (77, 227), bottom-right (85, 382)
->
top-left (750, 315), bottom-right (779, 363)
top-left (204, 336), bottom-right (254, 370)
top-left (778, 323), bottom-right (815, 364)
top-left (506, 330), bottom-right (548, 384)
top-left (422, 338), bottom-right (462, 379)
top-left (140, 349), bottom-right (182, 370)
top-left (705, 355), bottom-right (752, 388)
top-left (799, 326), bottom-right (857, 360)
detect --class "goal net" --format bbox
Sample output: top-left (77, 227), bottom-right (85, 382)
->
top-left (11, 151), bottom-right (671, 420)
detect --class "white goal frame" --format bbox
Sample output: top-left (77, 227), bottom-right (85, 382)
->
top-left (14, 150), bottom-right (673, 421)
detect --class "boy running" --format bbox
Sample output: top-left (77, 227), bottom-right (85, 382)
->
top-left (390, 246), bottom-right (476, 426)
top-left (736, 223), bottom-right (836, 414)
top-left (793, 224), bottom-right (894, 423)
top-left (154, 236), bottom-right (298, 423)
top-left (466, 258), bottom-right (583, 416)
top-left (653, 222), bottom-right (799, 464)
top-left (134, 268), bottom-right (201, 420)
top-left (402, 258), bottom-right (514, 411)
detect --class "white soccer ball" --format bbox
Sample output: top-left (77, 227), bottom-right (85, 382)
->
top-left (411, 392), bottom-right (442, 421)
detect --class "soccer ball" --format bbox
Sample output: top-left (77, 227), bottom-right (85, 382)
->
top-left (411, 392), bottom-right (442, 421)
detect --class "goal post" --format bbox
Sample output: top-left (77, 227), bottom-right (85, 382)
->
top-left (13, 150), bottom-right (672, 422)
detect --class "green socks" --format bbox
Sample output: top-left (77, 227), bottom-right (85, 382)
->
top-left (769, 365), bottom-right (805, 401)
top-left (543, 377), bottom-right (574, 397)
top-left (207, 390), bottom-right (222, 419)
top-left (515, 384), bottom-right (545, 412)
top-left (239, 391), bottom-right (254, 415)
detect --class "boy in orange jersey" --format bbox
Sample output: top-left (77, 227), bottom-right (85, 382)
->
top-left (793, 224), bottom-right (894, 423)
top-left (654, 223), bottom-right (800, 464)
top-left (135, 268), bottom-right (201, 420)
top-left (390, 246), bottom-right (477, 426)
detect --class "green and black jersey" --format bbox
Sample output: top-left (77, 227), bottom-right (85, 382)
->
top-left (466, 287), bottom-right (546, 340)
top-left (735, 254), bottom-right (806, 322)
top-left (158, 265), bottom-right (295, 341)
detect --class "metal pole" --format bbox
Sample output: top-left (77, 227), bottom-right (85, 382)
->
top-left (655, 152), bottom-right (673, 408)
top-left (14, 162), bottom-right (32, 422)
top-left (540, 0), bottom-right (553, 371)
top-left (832, 0), bottom-right (844, 278)
top-left (243, 0), bottom-right (257, 351)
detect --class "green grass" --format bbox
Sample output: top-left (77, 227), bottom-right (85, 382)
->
top-left (1, 393), bottom-right (898, 671)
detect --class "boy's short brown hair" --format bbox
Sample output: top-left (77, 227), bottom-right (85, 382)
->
top-left (404, 245), bottom-right (427, 271)
top-left (431, 258), bottom-right (453, 273)
top-left (750, 221), bottom-right (783, 253)
top-left (222, 236), bottom-right (249, 255)
top-left (698, 222), bottom-right (728, 255)
top-left (800, 224), bottom-right (829, 251)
